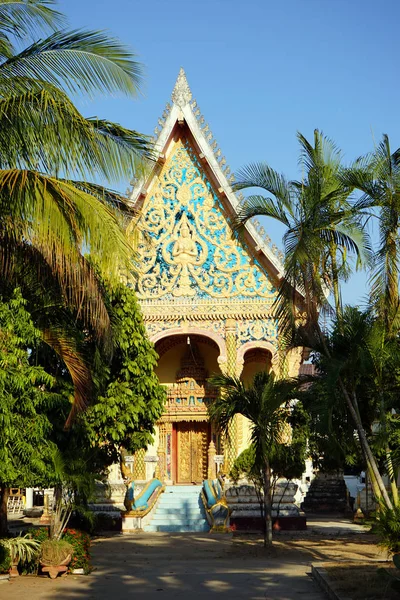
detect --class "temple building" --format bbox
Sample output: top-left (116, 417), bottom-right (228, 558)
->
top-left (126, 69), bottom-right (304, 486)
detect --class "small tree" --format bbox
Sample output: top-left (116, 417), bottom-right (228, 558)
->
top-left (0, 289), bottom-right (57, 535)
top-left (82, 283), bottom-right (166, 480)
top-left (230, 402), bottom-right (308, 523)
top-left (208, 371), bottom-right (296, 547)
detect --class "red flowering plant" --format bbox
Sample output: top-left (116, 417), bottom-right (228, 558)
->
top-left (62, 528), bottom-right (91, 574)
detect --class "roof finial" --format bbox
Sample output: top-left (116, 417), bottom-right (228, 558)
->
top-left (171, 67), bottom-right (192, 108)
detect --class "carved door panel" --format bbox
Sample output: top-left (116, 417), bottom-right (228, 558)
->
top-left (177, 423), bottom-right (208, 483)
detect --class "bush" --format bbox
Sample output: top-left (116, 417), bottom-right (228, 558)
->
top-left (19, 528), bottom-right (50, 574)
top-left (21, 526), bottom-right (92, 574)
top-left (26, 527), bottom-right (49, 543)
top-left (0, 544), bottom-right (11, 574)
top-left (40, 539), bottom-right (73, 566)
top-left (94, 513), bottom-right (122, 532)
top-left (62, 529), bottom-right (91, 573)
top-left (375, 504), bottom-right (400, 554)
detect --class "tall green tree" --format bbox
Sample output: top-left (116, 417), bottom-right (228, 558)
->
top-left (341, 134), bottom-right (400, 334)
top-left (83, 283), bottom-right (166, 465)
top-left (234, 130), bottom-right (393, 509)
top-left (208, 371), bottom-right (296, 546)
top-left (0, 0), bottom-right (152, 415)
top-left (0, 289), bottom-right (58, 536)
top-left (235, 130), bottom-right (368, 328)
top-left (340, 134), bottom-right (400, 506)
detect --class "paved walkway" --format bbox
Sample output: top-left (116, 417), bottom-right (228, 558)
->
top-left (5, 532), bottom-right (325, 600)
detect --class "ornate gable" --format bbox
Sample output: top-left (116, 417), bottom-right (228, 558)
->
top-left (128, 69), bottom-right (283, 349)
top-left (136, 137), bottom-right (275, 302)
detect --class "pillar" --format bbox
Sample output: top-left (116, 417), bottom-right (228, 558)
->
top-left (223, 318), bottom-right (238, 473)
top-left (133, 448), bottom-right (146, 481)
top-left (155, 423), bottom-right (166, 481)
top-left (207, 441), bottom-right (217, 479)
top-left (25, 488), bottom-right (34, 509)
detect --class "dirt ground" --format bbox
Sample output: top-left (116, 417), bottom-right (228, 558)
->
top-left (1, 518), bottom-right (386, 600)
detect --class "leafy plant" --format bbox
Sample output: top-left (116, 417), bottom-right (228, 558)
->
top-left (40, 539), bottom-right (73, 566)
top-left (0, 544), bottom-right (10, 574)
top-left (0, 534), bottom-right (40, 563)
top-left (208, 371), bottom-right (298, 546)
top-left (62, 529), bottom-right (91, 573)
top-left (375, 504), bottom-right (400, 554)
top-left (0, 290), bottom-right (58, 536)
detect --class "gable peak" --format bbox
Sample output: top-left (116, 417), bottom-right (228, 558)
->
top-left (171, 67), bottom-right (192, 108)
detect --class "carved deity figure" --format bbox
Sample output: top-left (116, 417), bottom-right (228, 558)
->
top-left (172, 220), bottom-right (197, 265)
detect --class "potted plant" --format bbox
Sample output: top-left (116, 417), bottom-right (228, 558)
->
top-left (0, 535), bottom-right (40, 577)
top-left (40, 539), bottom-right (73, 579)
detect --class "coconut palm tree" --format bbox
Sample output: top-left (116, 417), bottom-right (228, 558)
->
top-left (234, 131), bottom-right (393, 509)
top-left (340, 134), bottom-right (400, 506)
top-left (208, 371), bottom-right (296, 546)
top-left (0, 1), bottom-right (152, 414)
top-left (311, 307), bottom-right (400, 506)
top-left (341, 134), bottom-right (400, 335)
top-left (235, 130), bottom-right (369, 331)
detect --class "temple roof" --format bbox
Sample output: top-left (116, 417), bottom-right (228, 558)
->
top-left (129, 68), bottom-right (285, 282)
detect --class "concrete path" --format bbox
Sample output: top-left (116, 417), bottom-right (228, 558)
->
top-left (5, 532), bottom-right (325, 600)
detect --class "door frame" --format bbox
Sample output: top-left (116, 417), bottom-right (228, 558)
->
top-left (172, 421), bottom-right (210, 484)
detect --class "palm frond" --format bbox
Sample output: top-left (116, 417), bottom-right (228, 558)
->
top-left (0, 169), bottom-right (134, 339)
top-left (236, 194), bottom-right (291, 228)
top-left (0, 29), bottom-right (143, 98)
top-left (0, 1), bottom-right (63, 38)
top-left (0, 83), bottom-right (153, 179)
top-left (42, 327), bottom-right (92, 424)
top-left (234, 162), bottom-right (292, 204)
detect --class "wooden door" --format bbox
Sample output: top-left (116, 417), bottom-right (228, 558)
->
top-left (176, 422), bottom-right (208, 483)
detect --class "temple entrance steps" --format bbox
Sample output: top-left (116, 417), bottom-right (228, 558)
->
top-left (143, 485), bottom-right (209, 532)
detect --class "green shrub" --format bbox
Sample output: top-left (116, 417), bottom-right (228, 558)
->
top-left (19, 528), bottom-right (50, 575)
top-left (0, 544), bottom-right (11, 574)
top-left (62, 529), bottom-right (91, 574)
top-left (26, 527), bottom-right (49, 543)
top-left (375, 504), bottom-right (400, 554)
top-left (1, 535), bottom-right (40, 564)
top-left (94, 512), bottom-right (122, 532)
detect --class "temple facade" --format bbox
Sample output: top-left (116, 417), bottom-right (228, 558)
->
top-left (126, 69), bottom-right (303, 486)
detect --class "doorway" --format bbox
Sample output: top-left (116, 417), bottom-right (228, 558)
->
top-left (175, 422), bottom-right (209, 483)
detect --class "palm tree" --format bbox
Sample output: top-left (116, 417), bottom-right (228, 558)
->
top-left (235, 130), bottom-right (368, 330)
top-left (341, 134), bottom-right (400, 334)
top-left (340, 135), bottom-right (400, 507)
top-left (208, 371), bottom-right (296, 546)
top-left (0, 1), bottom-right (152, 414)
top-left (234, 131), bottom-right (393, 509)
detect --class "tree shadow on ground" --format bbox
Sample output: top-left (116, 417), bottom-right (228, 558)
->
top-left (7, 532), bottom-right (325, 600)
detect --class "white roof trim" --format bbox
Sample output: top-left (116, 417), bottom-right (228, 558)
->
top-left (130, 68), bottom-right (284, 279)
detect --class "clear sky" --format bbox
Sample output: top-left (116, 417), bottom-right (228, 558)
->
top-left (57, 0), bottom-right (399, 306)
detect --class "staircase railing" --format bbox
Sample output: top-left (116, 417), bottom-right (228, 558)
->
top-left (201, 476), bottom-right (230, 531)
top-left (125, 478), bottom-right (165, 517)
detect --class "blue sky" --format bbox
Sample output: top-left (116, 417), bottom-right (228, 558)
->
top-left (58, 0), bottom-right (399, 306)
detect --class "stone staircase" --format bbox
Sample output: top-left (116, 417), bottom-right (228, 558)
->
top-left (301, 474), bottom-right (348, 513)
top-left (143, 485), bottom-right (209, 532)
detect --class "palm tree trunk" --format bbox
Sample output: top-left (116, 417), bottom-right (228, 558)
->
top-left (263, 459), bottom-right (273, 547)
top-left (0, 487), bottom-right (9, 537)
top-left (330, 244), bottom-right (342, 324)
top-left (316, 323), bottom-right (392, 509)
top-left (386, 447), bottom-right (399, 506)
top-left (337, 380), bottom-right (393, 509)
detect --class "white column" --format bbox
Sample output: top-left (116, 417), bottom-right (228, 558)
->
top-left (25, 488), bottom-right (34, 509)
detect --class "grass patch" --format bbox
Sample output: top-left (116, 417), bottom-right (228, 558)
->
top-left (324, 563), bottom-right (397, 599)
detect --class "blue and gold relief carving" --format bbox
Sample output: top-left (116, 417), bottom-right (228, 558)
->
top-left (136, 140), bottom-right (276, 301)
